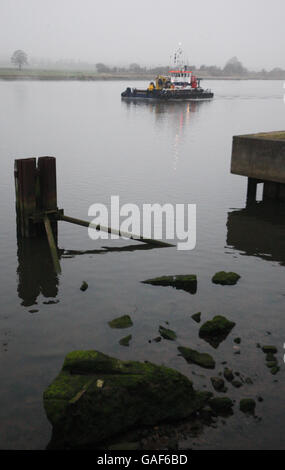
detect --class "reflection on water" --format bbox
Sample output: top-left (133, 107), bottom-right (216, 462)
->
top-left (17, 237), bottom-right (59, 307)
top-left (227, 201), bottom-right (285, 265)
top-left (17, 236), bottom-right (163, 306)
top-left (122, 99), bottom-right (211, 170)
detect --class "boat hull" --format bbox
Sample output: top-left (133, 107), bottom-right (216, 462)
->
top-left (121, 88), bottom-right (214, 101)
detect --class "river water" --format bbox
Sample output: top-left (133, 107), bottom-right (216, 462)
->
top-left (0, 79), bottom-right (284, 449)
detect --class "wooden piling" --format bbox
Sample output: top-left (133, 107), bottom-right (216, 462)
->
top-left (14, 158), bottom-right (37, 237)
top-left (38, 156), bottom-right (58, 238)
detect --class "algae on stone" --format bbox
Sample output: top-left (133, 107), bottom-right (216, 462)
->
top-left (80, 281), bottom-right (88, 291)
top-left (178, 346), bottom-right (215, 369)
top-left (159, 326), bottom-right (177, 341)
top-left (108, 315), bottom-right (133, 329)
top-left (119, 335), bottom-right (132, 347)
top-left (191, 312), bottom-right (201, 323)
top-left (210, 377), bottom-right (227, 393)
top-left (212, 272), bottom-right (240, 286)
top-left (43, 350), bottom-right (211, 449)
top-left (209, 397), bottom-right (233, 416)
top-left (240, 398), bottom-right (256, 414)
top-left (199, 315), bottom-right (236, 349)
top-left (142, 274), bottom-right (197, 294)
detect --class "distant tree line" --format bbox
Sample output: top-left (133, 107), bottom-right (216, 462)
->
top-left (95, 57), bottom-right (285, 79)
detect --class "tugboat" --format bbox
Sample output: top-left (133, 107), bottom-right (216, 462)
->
top-left (121, 45), bottom-right (214, 101)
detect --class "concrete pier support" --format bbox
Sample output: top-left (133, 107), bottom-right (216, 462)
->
top-left (246, 178), bottom-right (259, 203)
top-left (231, 131), bottom-right (285, 203)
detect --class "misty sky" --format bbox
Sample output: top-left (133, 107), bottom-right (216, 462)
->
top-left (0, 0), bottom-right (284, 69)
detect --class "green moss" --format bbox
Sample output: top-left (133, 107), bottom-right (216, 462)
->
top-left (108, 315), bottom-right (133, 329)
top-left (191, 312), bottom-right (201, 323)
top-left (159, 326), bottom-right (177, 341)
top-left (240, 398), bottom-right (256, 414)
top-left (142, 274), bottom-right (197, 294)
top-left (119, 335), bottom-right (132, 347)
top-left (212, 271), bottom-right (240, 286)
top-left (199, 316), bottom-right (236, 348)
top-left (178, 346), bottom-right (215, 369)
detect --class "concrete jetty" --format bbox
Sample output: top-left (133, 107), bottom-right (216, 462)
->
top-left (231, 131), bottom-right (285, 202)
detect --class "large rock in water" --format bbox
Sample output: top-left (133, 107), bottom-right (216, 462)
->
top-left (43, 350), bottom-right (210, 449)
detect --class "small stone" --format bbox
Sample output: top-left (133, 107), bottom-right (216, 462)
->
top-left (270, 366), bottom-right (280, 375)
top-left (191, 312), bottom-right (201, 323)
top-left (159, 326), bottom-right (177, 341)
top-left (261, 345), bottom-right (278, 354)
top-left (80, 281), bottom-right (88, 291)
top-left (245, 377), bottom-right (253, 385)
top-left (108, 315), bottom-right (133, 329)
top-left (209, 397), bottom-right (233, 415)
top-left (212, 271), bottom-right (240, 286)
top-left (232, 380), bottom-right (243, 388)
top-left (178, 346), bottom-right (215, 369)
top-left (210, 377), bottom-right (227, 392)
top-left (119, 335), bottom-right (132, 347)
top-left (265, 352), bottom-right (276, 362)
top-left (224, 368), bottom-right (234, 382)
top-left (142, 274), bottom-right (197, 294)
top-left (153, 336), bottom-right (162, 343)
top-left (199, 315), bottom-right (236, 349)
top-left (240, 398), bottom-right (256, 414)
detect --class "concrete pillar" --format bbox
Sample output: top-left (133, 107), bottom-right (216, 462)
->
top-left (263, 181), bottom-right (279, 201)
top-left (246, 178), bottom-right (258, 203)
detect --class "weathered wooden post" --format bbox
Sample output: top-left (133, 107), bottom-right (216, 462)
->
top-left (38, 156), bottom-right (58, 239)
top-left (14, 156), bottom-right (61, 273)
top-left (14, 158), bottom-right (37, 237)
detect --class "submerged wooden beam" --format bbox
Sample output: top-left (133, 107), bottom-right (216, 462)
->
top-left (59, 214), bottom-right (175, 248)
top-left (43, 216), bottom-right (61, 274)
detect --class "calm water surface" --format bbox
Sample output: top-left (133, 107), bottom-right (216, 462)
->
top-left (0, 80), bottom-right (285, 449)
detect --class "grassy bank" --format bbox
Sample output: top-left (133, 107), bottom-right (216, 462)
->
top-left (0, 67), bottom-right (283, 81)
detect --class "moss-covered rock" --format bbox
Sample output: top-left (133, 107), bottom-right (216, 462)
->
top-left (191, 312), bottom-right (201, 323)
top-left (212, 272), bottom-right (240, 286)
top-left (240, 398), bottom-right (256, 414)
top-left (199, 315), bottom-right (236, 349)
top-left (142, 275), bottom-right (197, 294)
top-left (108, 315), bottom-right (133, 329)
top-left (80, 281), bottom-right (88, 291)
top-left (44, 350), bottom-right (211, 449)
top-left (210, 377), bottom-right (227, 393)
top-left (209, 397), bottom-right (233, 416)
top-left (270, 366), bottom-right (280, 375)
top-left (178, 346), bottom-right (215, 369)
top-left (159, 326), bottom-right (177, 341)
top-left (223, 368), bottom-right (234, 382)
top-left (119, 335), bottom-right (132, 347)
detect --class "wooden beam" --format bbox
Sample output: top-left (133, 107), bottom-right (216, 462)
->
top-left (43, 216), bottom-right (61, 274)
top-left (59, 214), bottom-right (175, 247)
